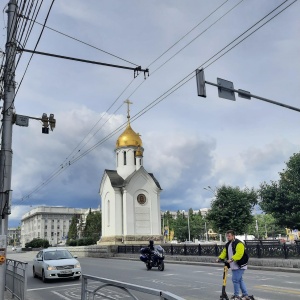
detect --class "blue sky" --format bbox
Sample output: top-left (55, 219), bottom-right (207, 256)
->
top-left (1, 0), bottom-right (299, 227)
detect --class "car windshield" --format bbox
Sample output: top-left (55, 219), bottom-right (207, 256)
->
top-left (44, 250), bottom-right (73, 260)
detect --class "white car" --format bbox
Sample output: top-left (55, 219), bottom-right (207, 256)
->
top-left (33, 248), bottom-right (81, 282)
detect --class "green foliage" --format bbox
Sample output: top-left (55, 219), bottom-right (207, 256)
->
top-left (66, 237), bottom-right (97, 246)
top-left (247, 213), bottom-right (285, 238)
top-left (83, 210), bottom-right (101, 240)
top-left (206, 185), bottom-right (258, 235)
top-left (25, 238), bottom-right (49, 248)
top-left (259, 152), bottom-right (300, 228)
top-left (67, 215), bottom-right (78, 242)
top-left (162, 209), bottom-right (204, 242)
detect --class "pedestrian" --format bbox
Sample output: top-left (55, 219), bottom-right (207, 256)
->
top-left (217, 230), bottom-right (251, 300)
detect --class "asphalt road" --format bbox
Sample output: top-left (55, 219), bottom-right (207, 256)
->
top-left (7, 251), bottom-right (300, 300)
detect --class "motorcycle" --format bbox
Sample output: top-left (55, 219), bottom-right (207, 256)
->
top-left (140, 245), bottom-right (165, 271)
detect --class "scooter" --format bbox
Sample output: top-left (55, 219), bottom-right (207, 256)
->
top-left (219, 261), bottom-right (229, 300)
top-left (218, 260), bottom-right (255, 300)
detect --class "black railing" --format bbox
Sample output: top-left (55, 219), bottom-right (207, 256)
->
top-left (117, 240), bottom-right (300, 259)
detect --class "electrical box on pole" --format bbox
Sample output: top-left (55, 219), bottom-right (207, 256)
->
top-left (196, 68), bottom-right (206, 98)
top-left (15, 115), bottom-right (29, 127)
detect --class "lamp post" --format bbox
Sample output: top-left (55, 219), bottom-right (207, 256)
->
top-left (187, 212), bottom-right (191, 242)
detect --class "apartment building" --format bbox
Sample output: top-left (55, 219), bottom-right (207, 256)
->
top-left (21, 206), bottom-right (95, 247)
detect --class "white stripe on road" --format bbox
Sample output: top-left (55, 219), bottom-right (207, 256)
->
top-left (27, 283), bottom-right (80, 291)
top-left (52, 291), bottom-right (72, 300)
top-left (162, 274), bottom-right (177, 276)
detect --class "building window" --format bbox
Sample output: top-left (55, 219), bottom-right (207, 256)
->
top-left (134, 151), bottom-right (136, 165)
top-left (44, 232), bottom-right (47, 237)
top-left (51, 225), bottom-right (54, 229)
top-left (51, 232), bottom-right (54, 236)
top-left (57, 226), bottom-right (60, 230)
top-left (123, 151), bottom-right (126, 165)
top-left (45, 225), bottom-right (47, 229)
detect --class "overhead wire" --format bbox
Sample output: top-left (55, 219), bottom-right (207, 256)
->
top-left (126, 0), bottom-right (245, 99)
top-left (65, 0), bottom-right (240, 158)
top-left (49, 0), bottom-right (298, 174)
top-left (148, 0), bottom-right (230, 68)
top-left (16, 1), bottom-right (234, 202)
top-left (7, 0), bottom-right (54, 111)
top-left (16, 0), bottom-right (296, 202)
top-left (19, 17), bottom-right (139, 67)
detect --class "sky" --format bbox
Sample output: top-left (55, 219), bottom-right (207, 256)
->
top-left (1, 0), bottom-right (299, 227)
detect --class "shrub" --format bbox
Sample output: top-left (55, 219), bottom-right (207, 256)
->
top-left (66, 238), bottom-right (97, 246)
top-left (25, 239), bottom-right (49, 248)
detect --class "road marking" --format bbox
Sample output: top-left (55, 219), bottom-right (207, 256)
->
top-left (162, 273), bottom-right (177, 276)
top-left (254, 284), bottom-right (300, 295)
top-left (193, 270), bottom-right (205, 272)
top-left (27, 283), bottom-right (80, 291)
top-left (52, 291), bottom-right (72, 300)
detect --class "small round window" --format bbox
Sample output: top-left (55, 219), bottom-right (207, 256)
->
top-left (137, 194), bottom-right (146, 205)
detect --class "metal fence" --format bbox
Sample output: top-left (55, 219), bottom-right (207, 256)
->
top-left (118, 240), bottom-right (300, 259)
top-left (5, 259), bottom-right (28, 300)
top-left (81, 274), bottom-right (185, 300)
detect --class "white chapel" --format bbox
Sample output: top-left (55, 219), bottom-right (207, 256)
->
top-left (99, 101), bottom-right (162, 245)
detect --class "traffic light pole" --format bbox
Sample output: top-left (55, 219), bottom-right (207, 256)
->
top-left (0, 0), bottom-right (17, 297)
top-left (205, 80), bottom-right (300, 113)
top-left (196, 68), bottom-right (300, 113)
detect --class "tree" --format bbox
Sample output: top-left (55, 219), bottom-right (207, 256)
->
top-left (67, 215), bottom-right (78, 241)
top-left (189, 209), bottom-right (204, 240)
top-left (248, 213), bottom-right (285, 239)
top-left (259, 152), bottom-right (300, 229)
top-left (83, 210), bottom-right (102, 241)
top-left (206, 185), bottom-right (258, 235)
top-left (173, 211), bottom-right (188, 242)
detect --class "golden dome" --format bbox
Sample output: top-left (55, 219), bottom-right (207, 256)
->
top-left (116, 123), bottom-right (143, 148)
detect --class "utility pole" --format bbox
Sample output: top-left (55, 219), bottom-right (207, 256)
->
top-left (0, 0), bottom-right (17, 297)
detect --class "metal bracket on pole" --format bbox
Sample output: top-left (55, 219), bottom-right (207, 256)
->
top-left (1, 190), bottom-right (12, 218)
top-left (18, 48), bottom-right (150, 79)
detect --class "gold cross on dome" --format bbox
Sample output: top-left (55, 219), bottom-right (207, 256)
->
top-left (124, 99), bottom-right (133, 120)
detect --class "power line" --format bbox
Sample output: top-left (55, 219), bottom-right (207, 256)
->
top-left (8, 0), bottom-right (55, 111)
top-left (16, 1), bottom-right (233, 202)
top-left (16, 0), bottom-right (296, 202)
top-left (148, 0), bottom-right (230, 68)
top-left (126, 0), bottom-right (245, 99)
top-left (18, 15), bottom-right (139, 67)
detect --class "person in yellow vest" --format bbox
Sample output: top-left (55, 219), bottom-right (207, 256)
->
top-left (217, 230), bottom-right (250, 300)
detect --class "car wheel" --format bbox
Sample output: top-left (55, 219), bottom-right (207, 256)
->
top-left (33, 267), bottom-right (37, 278)
top-left (74, 276), bottom-right (81, 280)
top-left (42, 270), bottom-right (47, 283)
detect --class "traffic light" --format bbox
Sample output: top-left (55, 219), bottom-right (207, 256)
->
top-left (42, 113), bottom-right (49, 134)
top-left (196, 68), bottom-right (206, 98)
top-left (49, 114), bottom-right (56, 131)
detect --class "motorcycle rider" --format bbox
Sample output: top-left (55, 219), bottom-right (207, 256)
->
top-left (147, 240), bottom-right (155, 262)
